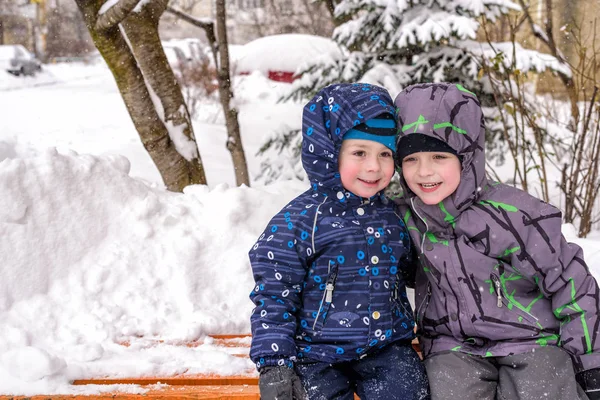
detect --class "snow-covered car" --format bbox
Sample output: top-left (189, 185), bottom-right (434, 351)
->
top-left (0, 44), bottom-right (42, 76)
top-left (235, 34), bottom-right (344, 83)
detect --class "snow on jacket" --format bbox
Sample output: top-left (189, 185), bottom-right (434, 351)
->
top-left (394, 82), bottom-right (600, 372)
top-left (249, 83), bottom-right (416, 370)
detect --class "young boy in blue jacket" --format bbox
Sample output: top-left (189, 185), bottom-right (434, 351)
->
top-left (248, 83), bottom-right (429, 400)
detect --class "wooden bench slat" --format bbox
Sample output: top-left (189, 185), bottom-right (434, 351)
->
top-left (72, 375), bottom-right (258, 386)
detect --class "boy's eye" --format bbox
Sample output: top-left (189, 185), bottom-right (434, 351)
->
top-left (402, 157), bottom-right (416, 163)
top-left (352, 151), bottom-right (366, 157)
top-left (433, 154), bottom-right (448, 160)
top-left (380, 151), bottom-right (392, 158)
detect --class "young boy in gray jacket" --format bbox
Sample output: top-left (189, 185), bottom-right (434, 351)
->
top-left (394, 82), bottom-right (600, 400)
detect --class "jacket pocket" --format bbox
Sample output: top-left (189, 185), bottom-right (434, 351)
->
top-left (312, 265), bottom-right (338, 333)
top-left (490, 273), bottom-right (539, 325)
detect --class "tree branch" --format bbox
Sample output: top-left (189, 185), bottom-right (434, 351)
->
top-left (543, 0), bottom-right (559, 58)
top-left (96, 0), bottom-right (142, 31)
top-left (517, 0), bottom-right (557, 58)
top-left (316, 0), bottom-right (349, 26)
top-left (165, 5), bottom-right (213, 31)
top-left (323, 0), bottom-right (336, 20)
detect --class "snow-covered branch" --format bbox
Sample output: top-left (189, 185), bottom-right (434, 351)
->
top-left (96, 0), bottom-right (144, 31)
top-left (462, 40), bottom-right (572, 77)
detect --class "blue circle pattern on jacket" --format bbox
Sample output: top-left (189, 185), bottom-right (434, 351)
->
top-left (249, 83), bottom-right (415, 370)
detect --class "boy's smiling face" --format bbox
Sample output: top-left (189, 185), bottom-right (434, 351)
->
top-left (338, 139), bottom-right (395, 198)
top-left (401, 152), bottom-right (461, 205)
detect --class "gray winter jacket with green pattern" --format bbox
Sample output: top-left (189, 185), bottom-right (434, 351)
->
top-left (393, 83), bottom-right (600, 372)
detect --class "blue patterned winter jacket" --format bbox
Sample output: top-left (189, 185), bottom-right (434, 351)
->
top-left (249, 83), bottom-right (416, 370)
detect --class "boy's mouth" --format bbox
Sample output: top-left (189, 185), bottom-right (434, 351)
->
top-left (359, 178), bottom-right (380, 186)
top-left (419, 182), bottom-right (441, 192)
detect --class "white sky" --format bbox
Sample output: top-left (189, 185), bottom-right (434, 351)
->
top-left (0, 42), bottom-right (600, 395)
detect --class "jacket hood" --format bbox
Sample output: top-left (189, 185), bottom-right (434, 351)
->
top-left (301, 83), bottom-right (396, 197)
top-left (394, 83), bottom-right (487, 226)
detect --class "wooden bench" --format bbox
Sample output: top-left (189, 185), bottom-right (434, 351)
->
top-left (0, 335), bottom-right (421, 400)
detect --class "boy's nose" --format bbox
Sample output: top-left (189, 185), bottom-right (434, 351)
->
top-left (366, 156), bottom-right (381, 171)
top-left (417, 160), bottom-right (434, 176)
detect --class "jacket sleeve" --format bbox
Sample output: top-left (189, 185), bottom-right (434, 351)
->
top-left (508, 202), bottom-right (600, 372)
top-left (248, 203), bottom-right (311, 370)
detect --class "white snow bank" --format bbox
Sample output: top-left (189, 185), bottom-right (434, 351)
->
top-left (0, 149), bottom-right (306, 395)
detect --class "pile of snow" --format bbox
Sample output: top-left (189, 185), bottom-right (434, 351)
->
top-left (1, 147), bottom-right (600, 395)
top-left (235, 34), bottom-right (345, 76)
top-left (0, 149), bottom-right (306, 395)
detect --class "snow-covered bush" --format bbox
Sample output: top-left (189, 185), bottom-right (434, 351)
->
top-left (165, 40), bottom-right (218, 119)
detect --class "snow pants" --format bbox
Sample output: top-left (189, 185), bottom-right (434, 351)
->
top-left (294, 341), bottom-right (430, 400)
top-left (424, 346), bottom-right (588, 400)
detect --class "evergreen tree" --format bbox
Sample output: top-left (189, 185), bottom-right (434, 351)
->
top-left (290, 0), bottom-right (521, 102)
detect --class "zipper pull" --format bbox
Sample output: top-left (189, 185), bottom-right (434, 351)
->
top-left (494, 280), bottom-right (503, 308)
top-left (325, 283), bottom-right (334, 303)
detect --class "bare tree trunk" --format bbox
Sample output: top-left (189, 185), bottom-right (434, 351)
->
top-left (74, 0), bottom-right (207, 192)
top-left (518, 0), bottom-right (580, 128)
top-left (215, 0), bottom-right (249, 186)
top-left (167, 2), bottom-right (249, 186)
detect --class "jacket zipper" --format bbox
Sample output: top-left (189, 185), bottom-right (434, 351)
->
top-left (490, 274), bottom-right (538, 324)
top-left (312, 264), bottom-right (337, 330)
top-left (392, 278), bottom-right (412, 316)
top-left (416, 282), bottom-right (432, 324)
top-left (410, 197), bottom-right (429, 253)
top-left (310, 196), bottom-right (331, 331)
top-left (491, 274), bottom-right (504, 308)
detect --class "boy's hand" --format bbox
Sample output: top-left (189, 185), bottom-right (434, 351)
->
top-left (259, 366), bottom-right (306, 400)
top-left (577, 368), bottom-right (600, 400)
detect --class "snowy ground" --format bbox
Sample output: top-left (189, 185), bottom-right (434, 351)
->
top-left (1, 61), bottom-right (600, 395)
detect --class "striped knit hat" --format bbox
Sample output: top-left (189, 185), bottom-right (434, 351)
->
top-left (343, 113), bottom-right (397, 152)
